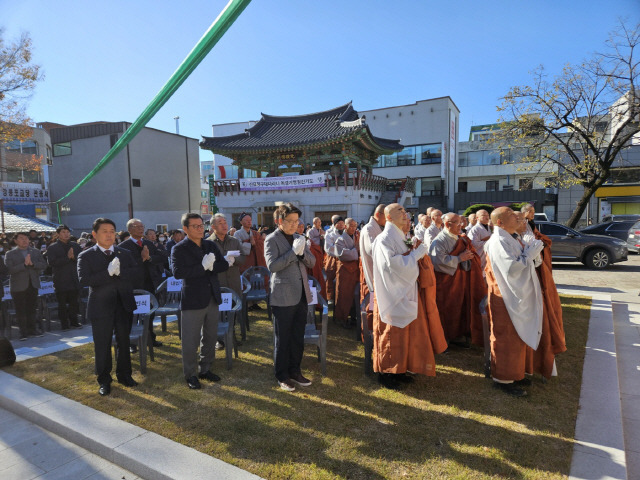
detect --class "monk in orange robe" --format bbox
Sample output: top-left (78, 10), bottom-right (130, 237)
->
top-left (333, 219), bottom-right (360, 328)
top-left (429, 213), bottom-right (486, 346)
top-left (485, 207), bottom-right (546, 397)
top-left (323, 216), bottom-right (344, 303)
top-left (234, 212), bottom-right (266, 273)
top-left (372, 203), bottom-right (448, 390)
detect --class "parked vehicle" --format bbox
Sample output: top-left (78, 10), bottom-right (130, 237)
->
top-left (536, 221), bottom-right (628, 269)
top-left (579, 220), bottom-right (637, 242)
top-left (601, 214), bottom-right (640, 222)
top-left (534, 213), bottom-right (548, 222)
top-left (626, 220), bottom-right (640, 253)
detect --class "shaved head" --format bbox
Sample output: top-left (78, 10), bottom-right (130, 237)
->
top-left (384, 203), bottom-right (407, 230)
top-left (373, 203), bottom-right (387, 226)
top-left (521, 204), bottom-right (535, 220)
top-left (431, 209), bottom-right (443, 226)
top-left (491, 207), bottom-right (519, 234)
top-left (476, 209), bottom-right (490, 225)
top-left (443, 213), bottom-right (462, 235)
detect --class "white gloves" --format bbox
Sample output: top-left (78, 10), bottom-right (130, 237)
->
top-left (224, 254), bottom-right (235, 266)
top-left (201, 252), bottom-right (216, 271)
top-left (292, 236), bottom-right (306, 256)
top-left (107, 257), bottom-right (120, 276)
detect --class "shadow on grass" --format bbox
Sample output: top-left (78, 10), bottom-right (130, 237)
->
top-left (4, 296), bottom-right (591, 479)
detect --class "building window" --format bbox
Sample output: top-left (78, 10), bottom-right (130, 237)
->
top-left (46, 146), bottom-right (52, 165)
top-left (486, 180), bottom-right (499, 192)
top-left (419, 144), bottom-right (442, 164)
top-left (397, 146), bottom-right (415, 166)
top-left (519, 178), bottom-right (532, 190)
top-left (458, 181), bottom-right (467, 193)
top-left (110, 134), bottom-right (118, 148)
top-left (421, 177), bottom-right (441, 196)
top-left (132, 178), bottom-right (141, 187)
top-left (53, 142), bottom-right (71, 156)
top-left (458, 152), bottom-right (468, 167)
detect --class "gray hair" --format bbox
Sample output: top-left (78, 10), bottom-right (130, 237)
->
top-left (521, 204), bottom-right (534, 213)
top-left (211, 213), bottom-right (227, 227)
top-left (442, 212), bottom-right (458, 224)
top-left (345, 217), bottom-right (356, 226)
top-left (126, 218), bottom-right (143, 231)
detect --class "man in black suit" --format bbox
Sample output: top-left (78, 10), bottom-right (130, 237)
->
top-left (45, 225), bottom-right (83, 330)
top-left (118, 218), bottom-right (168, 347)
top-left (77, 218), bottom-right (138, 396)
top-left (171, 213), bottom-right (229, 390)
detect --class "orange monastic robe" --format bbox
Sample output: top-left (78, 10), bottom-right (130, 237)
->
top-left (238, 229), bottom-right (266, 273)
top-left (525, 252), bottom-right (566, 378)
top-left (433, 236), bottom-right (486, 345)
top-left (334, 231), bottom-right (360, 324)
top-left (485, 256), bottom-right (528, 381)
top-left (324, 255), bottom-right (338, 301)
top-left (373, 256), bottom-right (448, 376)
top-left (359, 259), bottom-right (373, 332)
top-left (307, 242), bottom-right (327, 299)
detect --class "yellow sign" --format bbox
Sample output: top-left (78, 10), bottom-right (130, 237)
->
top-left (595, 186), bottom-right (640, 197)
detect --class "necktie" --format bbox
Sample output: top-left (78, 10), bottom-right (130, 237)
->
top-left (137, 239), bottom-right (143, 247)
top-left (105, 250), bottom-right (112, 259)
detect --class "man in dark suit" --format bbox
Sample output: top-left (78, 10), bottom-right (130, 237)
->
top-left (118, 218), bottom-right (168, 347)
top-left (264, 203), bottom-right (316, 392)
top-left (171, 213), bottom-right (229, 390)
top-left (5, 232), bottom-right (48, 340)
top-left (45, 225), bottom-right (83, 330)
top-left (77, 218), bottom-right (138, 396)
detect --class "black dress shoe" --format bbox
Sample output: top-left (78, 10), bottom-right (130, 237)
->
top-left (378, 373), bottom-right (401, 390)
top-left (493, 381), bottom-right (527, 397)
top-left (152, 340), bottom-right (163, 347)
top-left (130, 345), bottom-right (138, 354)
top-left (199, 371), bottom-right (221, 382)
top-left (99, 384), bottom-right (111, 396)
top-left (186, 376), bottom-right (201, 389)
top-left (117, 376), bottom-right (138, 387)
top-left (514, 377), bottom-right (532, 387)
top-left (395, 373), bottom-right (414, 384)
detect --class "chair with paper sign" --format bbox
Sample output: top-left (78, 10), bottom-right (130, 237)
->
top-left (1, 280), bottom-right (16, 338)
top-left (304, 290), bottom-right (328, 375)
top-left (120, 289), bottom-right (158, 374)
top-left (218, 287), bottom-right (242, 370)
top-left (155, 277), bottom-right (182, 334)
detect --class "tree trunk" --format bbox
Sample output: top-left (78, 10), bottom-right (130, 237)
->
top-left (565, 180), bottom-right (604, 228)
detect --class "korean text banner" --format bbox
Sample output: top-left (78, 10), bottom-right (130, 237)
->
top-left (239, 173), bottom-right (326, 191)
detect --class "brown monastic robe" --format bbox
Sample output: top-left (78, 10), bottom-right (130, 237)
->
top-left (373, 256), bottom-right (448, 376)
top-left (434, 236), bottom-right (486, 345)
top-left (238, 229), bottom-right (266, 273)
top-left (307, 242), bottom-right (327, 300)
top-left (485, 256), bottom-right (528, 381)
top-left (334, 231), bottom-right (360, 324)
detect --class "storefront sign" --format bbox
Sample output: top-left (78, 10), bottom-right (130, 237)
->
top-left (0, 182), bottom-right (49, 203)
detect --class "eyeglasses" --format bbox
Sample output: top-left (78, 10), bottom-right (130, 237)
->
top-left (282, 219), bottom-right (298, 225)
top-left (187, 224), bottom-right (205, 230)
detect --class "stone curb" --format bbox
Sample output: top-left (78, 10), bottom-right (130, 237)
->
top-left (560, 290), bottom-right (627, 480)
top-left (0, 370), bottom-right (262, 480)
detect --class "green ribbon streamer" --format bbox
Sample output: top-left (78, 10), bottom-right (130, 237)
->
top-left (55, 0), bottom-right (252, 222)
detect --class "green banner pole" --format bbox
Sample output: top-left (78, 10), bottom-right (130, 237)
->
top-left (55, 0), bottom-right (252, 204)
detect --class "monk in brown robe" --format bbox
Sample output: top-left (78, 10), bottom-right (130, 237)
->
top-left (333, 218), bottom-right (360, 328)
top-left (323, 215), bottom-right (344, 303)
top-left (306, 217), bottom-right (327, 299)
top-left (359, 205), bottom-right (386, 332)
top-left (485, 207), bottom-right (545, 397)
top-left (234, 212), bottom-right (266, 273)
top-left (515, 213), bottom-right (566, 379)
top-left (372, 204), bottom-right (447, 389)
top-left (429, 213), bottom-right (485, 347)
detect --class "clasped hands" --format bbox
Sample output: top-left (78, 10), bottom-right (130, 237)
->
top-left (201, 252), bottom-right (216, 271)
top-left (458, 249), bottom-right (474, 262)
top-left (292, 237), bottom-right (305, 256)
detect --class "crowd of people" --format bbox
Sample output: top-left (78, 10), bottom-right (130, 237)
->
top-left (2, 202), bottom-right (565, 398)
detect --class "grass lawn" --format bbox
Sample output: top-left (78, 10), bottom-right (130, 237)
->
top-left (5, 295), bottom-right (591, 479)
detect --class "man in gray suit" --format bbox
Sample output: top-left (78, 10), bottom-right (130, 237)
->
top-left (5, 232), bottom-right (47, 339)
top-left (264, 203), bottom-right (316, 392)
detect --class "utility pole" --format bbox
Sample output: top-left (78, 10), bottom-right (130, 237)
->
top-left (174, 116), bottom-right (180, 135)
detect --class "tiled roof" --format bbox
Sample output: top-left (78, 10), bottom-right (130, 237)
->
top-left (200, 102), bottom-right (402, 155)
top-left (0, 212), bottom-right (57, 233)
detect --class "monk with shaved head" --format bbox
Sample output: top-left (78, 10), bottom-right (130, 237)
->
top-left (307, 216), bottom-right (327, 299)
top-left (429, 212), bottom-right (485, 348)
top-left (485, 207), bottom-right (545, 397)
top-left (425, 209), bottom-right (443, 246)
top-left (371, 203), bottom-right (447, 389)
top-left (359, 204), bottom-right (387, 332)
top-left (467, 209), bottom-right (492, 274)
top-left (332, 218), bottom-right (360, 328)
top-left (323, 215), bottom-right (345, 303)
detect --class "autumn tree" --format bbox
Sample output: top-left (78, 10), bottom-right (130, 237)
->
top-left (493, 21), bottom-right (639, 228)
top-left (0, 29), bottom-right (42, 144)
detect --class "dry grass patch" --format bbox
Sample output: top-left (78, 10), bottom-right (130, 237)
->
top-left (5, 295), bottom-right (591, 479)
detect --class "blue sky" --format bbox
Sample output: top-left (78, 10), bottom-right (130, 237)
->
top-left (2, 0), bottom-right (639, 162)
